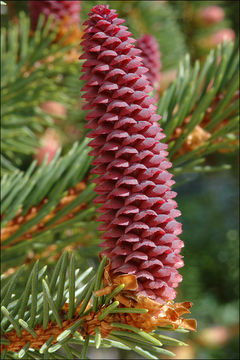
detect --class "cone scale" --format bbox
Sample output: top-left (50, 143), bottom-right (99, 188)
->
top-left (81, 5), bottom-right (184, 304)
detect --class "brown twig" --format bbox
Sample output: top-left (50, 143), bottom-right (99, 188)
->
top-left (1, 181), bottom-right (87, 248)
top-left (1, 279), bottom-right (196, 354)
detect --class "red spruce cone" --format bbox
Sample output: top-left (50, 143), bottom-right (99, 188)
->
top-left (136, 34), bottom-right (161, 93)
top-left (81, 5), bottom-right (183, 303)
top-left (29, 0), bottom-right (81, 31)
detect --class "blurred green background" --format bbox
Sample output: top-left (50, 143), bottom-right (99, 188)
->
top-left (1, 1), bottom-right (239, 359)
top-left (175, 153), bottom-right (239, 360)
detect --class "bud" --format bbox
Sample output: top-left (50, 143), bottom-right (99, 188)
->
top-left (211, 28), bottom-right (236, 45)
top-left (198, 326), bottom-right (231, 347)
top-left (35, 129), bottom-right (61, 165)
top-left (40, 101), bottom-right (66, 118)
top-left (197, 6), bottom-right (225, 25)
top-left (200, 28), bottom-right (236, 48)
top-left (179, 125), bottom-right (211, 156)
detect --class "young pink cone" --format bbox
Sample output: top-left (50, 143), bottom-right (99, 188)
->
top-left (136, 34), bottom-right (161, 94)
top-left (81, 4), bottom-right (183, 303)
top-left (29, 0), bottom-right (81, 30)
top-left (197, 6), bottom-right (225, 25)
top-left (200, 28), bottom-right (236, 49)
top-left (211, 28), bottom-right (236, 45)
top-left (40, 101), bottom-right (66, 118)
top-left (35, 129), bottom-right (61, 165)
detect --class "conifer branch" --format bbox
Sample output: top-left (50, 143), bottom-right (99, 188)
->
top-left (158, 41), bottom-right (239, 175)
top-left (1, 254), bottom-right (194, 360)
top-left (1, 140), bottom-right (96, 271)
top-left (1, 12), bottom-right (79, 171)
